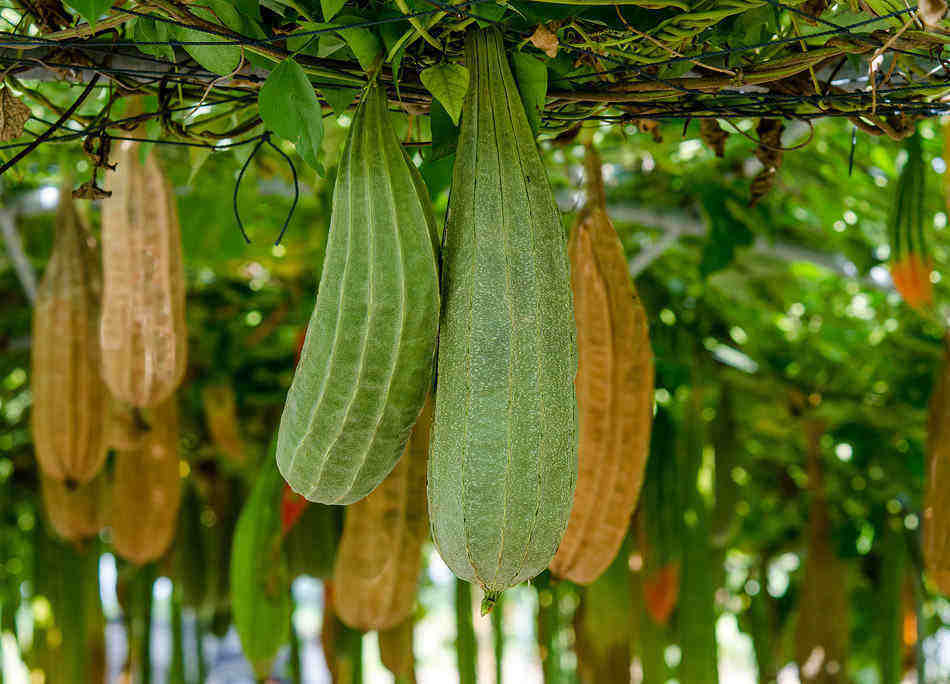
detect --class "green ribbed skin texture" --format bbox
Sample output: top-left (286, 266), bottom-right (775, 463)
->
top-left (428, 27), bottom-right (578, 600)
top-left (276, 82), bottom-right (440, 505)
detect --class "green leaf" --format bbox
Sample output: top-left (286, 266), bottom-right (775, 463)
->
top-left (428, 98), bottom-right (458, 162)
top-left (132, 17), bottom-right (175, 62)
top-left (66, 0), bottom-right (113, 27)
top-left (188, 147), bottom-right (214, 185)
top-left (379, 19), bottom-right (406, 97)
top-left (420, 153), bottom-right (454, 202)
top-left (287, 23), bottom-right (324, 56)
top-left (230, 444), bottom-right (292, 679)
top-left (321, 0), bottom-right (346, 21)
top-left (420, 63), bottom-right (469, 126)
top-left (174, 0), bottom-right (244, 75)
top-left (259, 58), bottom-right (325, 172)
top-left (241, 15), bottom-right (277, 70)
top-left (335, 16), bottom-right (383, 71)
top-left (317, 30), bottom-right (346, 57)
top-left (511, 52), bottom-right (547, 137)
top-left (234, 0), bottom-right (261, 21)
top-left (265, 0), bottom-right (320, 19)
top-left (468, 0), bottom-right (506, 24)
top-left (321, 86), bottom-right (358, 118)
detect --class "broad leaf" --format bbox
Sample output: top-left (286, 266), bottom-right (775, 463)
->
top-left (321, 0), bottom-right (346, 21)
top-left (420, 153), bottom-right (454, 203)
top-left (469, 0), bottom-right (506, 24)
top-left (66, 0), bottom-right (113, 27)
top-left (259, 58), bottom-right (325, 172)
top-left (428, 99), bottom-right (458, 162)
top-left (132, 17), bottom-right (175, 62)
top-left (230, 444), bottom-right (292, 679)
top-left (321, 86), bottom-right (359, 118)
top-left (174, 0), bottom-right (244, 75)
top-left (234, 0), bottom-right (261, 21)
top-left (420, 63), bottom-right (469, 126)
top-left (188, 147), bottom-right (214, 185)
top-left (511, 52), bottom-right (547, 137)
top-left (335, 16), bottom-right (383, 71)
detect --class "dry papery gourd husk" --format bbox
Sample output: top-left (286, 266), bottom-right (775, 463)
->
top-left (42, 472), bottom-right (105, 543)
top-left (924, 334), bottom-right (950, 593)
top-left (202, 382), bottom-right (247, 466)
top-left (550, 143), bottom-right (654, 585)
top-left (378, 617), bottom-right (417, 684)
top-left (31, 187), bottom-right (108, 486)
top-left (110, 397), bottom-right (182, 564)
top-left (795, 420), bottom-right (849, 684)
top-left (332, 396), bottom-right (432, 631)
top-left (100, 111), bottom-right (187, 408)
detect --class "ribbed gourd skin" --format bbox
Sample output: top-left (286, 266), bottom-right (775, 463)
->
top-left (31, 192), bottom-right (108, 486)
top-left (276, 82), bottom-right (440, 505)
top-left (333, 396), bottom-right (432, 630)
top-left (925, 335), bottom-right (950, 592)
top-left (428, 27), bottom-right (578, 605)
top-left (100, 139), bottom-right (187, 408)
top-left (549, 146), bottom-right (654, 585)
top-left (110, 398), bottom-right (182, 564)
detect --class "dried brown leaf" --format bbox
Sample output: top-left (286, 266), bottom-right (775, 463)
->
top-left (700, 118), bottom-right (728, 157)
top-left (0, 86), bottom-right (31, 142)
top-left (529, 24), bottom-right (559, 58)
top-left (749, 118), bottom-right (785, 206)
top-left (72, 180), bottom-right (111, 200)
top-left (918, 0), bottom-right (947, 27)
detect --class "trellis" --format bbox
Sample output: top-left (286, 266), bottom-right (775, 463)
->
top-left (0, 0), bottom-right (947, 174)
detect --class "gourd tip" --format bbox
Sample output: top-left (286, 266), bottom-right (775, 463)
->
top-left (480, 591), bottom-right (500, 616)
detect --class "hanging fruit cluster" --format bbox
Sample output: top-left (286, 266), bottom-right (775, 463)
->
top-left (31, 111), bottom-right (188, 566)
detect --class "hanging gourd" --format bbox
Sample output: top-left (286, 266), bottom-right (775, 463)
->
top-left (889, 130), bottom-right (933, 309)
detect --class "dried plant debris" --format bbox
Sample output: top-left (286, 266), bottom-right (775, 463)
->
top-left (749, 118), bottom-right (785, 206)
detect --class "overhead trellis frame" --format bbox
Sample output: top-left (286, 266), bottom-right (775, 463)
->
top-left (0, 0), bottom-right (948, 170)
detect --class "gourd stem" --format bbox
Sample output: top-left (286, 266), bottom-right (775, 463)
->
top-left (492, 593), bottom-right (505, 684)
top-left (455, 579), bottom-right (477, 684)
